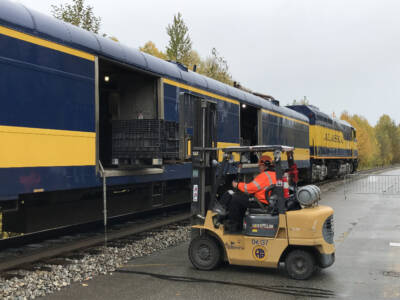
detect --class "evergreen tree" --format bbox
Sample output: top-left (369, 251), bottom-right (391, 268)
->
top-left (166, 13), bottom-right (193, 66)
top-left (51, 0), bottom-right (101, 33)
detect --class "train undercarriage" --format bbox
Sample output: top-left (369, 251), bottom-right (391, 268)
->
top-left (2, 179), bottom-right (191, 234)
top-left (309, 159), bottom-right (358, 182)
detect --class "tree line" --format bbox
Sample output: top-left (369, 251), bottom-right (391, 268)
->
top-left (140, 12), bottom-right (233, 85)
top-left (341, 112), bottom-right (400, 169)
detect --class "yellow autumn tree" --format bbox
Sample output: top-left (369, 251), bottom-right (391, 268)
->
top-left (140, 41), bottom-right (167, 60)
top-left (198, 47), bottom-right (233, 85)
top-left (375, 115), bottom-right (400, 165)
top-left (341, 112), bottom-right (379, 168)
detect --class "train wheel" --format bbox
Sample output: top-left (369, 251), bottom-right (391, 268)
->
top-left (285, 249), bottom-right (316, 280)
top-left (188, 235), bottom-right (221, 270)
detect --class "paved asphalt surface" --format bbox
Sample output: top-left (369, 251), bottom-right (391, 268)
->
top-left (45, 169), bottom-right (400, 299)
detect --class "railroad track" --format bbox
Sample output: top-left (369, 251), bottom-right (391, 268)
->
top-left (0, 209), bottom-right (191, 274)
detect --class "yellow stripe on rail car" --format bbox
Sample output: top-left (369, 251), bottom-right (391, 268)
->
top-left (0, 25), bottom-right (95, 61)
top-left (163, 78), bottom-right (240, 105)
top-left (0, 125), bottom-right (95, 168)
top-left (261, 109), bottom-right (309, 126)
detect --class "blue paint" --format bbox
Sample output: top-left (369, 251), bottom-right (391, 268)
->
top-left (163, 84), bottom-right (178, 122)
top-left (0, 34), bottom-right (94, 78)
top-left (217, 100), bottom-right (240, 143)
top-left (311, 147), bottom-right (353, 158)
top-left (0, 163), bottom-right (192, 201)
top-left (0, 51), bottom-right (94, 132)
top-left (262, 113), bottom-right (309, 148)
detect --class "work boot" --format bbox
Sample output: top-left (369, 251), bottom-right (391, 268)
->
top-left (212, 215), bottom-right (220, 228)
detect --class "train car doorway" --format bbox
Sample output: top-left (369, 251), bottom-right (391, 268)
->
top-left (97, 58), bottom-right (162, 169)
top-left (240, 104), bottom-right (259, 146)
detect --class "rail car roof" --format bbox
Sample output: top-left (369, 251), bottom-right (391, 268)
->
top-left (287, 105), bottom-right (354, 130)
top-left (0, 0), bottom-right (308, 124)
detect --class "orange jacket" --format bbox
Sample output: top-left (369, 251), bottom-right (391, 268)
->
top-left (238, 171), bottom-right (277, 204)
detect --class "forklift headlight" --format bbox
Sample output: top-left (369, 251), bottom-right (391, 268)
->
top-left (322, 215), bottom-right (334, 244)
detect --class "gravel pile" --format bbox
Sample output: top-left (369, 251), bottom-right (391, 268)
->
top-left (0, 224), bottom-right (191, 299)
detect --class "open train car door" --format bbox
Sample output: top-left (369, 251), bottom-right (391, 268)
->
top-left (240, 104), bottom-right (260, 146)
top-left (96, 57), bottom-right (163, 170)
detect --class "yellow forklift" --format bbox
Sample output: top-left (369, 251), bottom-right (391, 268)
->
top-left (188, 100), bottom-right (335, 280)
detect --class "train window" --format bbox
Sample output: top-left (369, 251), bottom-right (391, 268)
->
top-left (240, 104), bottom-right (258, 146)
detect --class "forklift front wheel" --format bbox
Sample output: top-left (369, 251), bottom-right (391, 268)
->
top-left (188, 235), bottom-right (221, 270)
top-left (285, 249), bottom-right (316, 280)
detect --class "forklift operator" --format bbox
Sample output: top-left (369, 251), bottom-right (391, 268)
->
top-left (226, 155), bottom-right (277, 231)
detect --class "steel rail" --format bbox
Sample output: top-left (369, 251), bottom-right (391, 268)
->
top-left (0, 212), bottom-right (191, 273)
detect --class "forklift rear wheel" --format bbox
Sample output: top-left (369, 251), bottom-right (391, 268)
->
top-left (285, 249), bottom-right (316, 280)
top-left (188, 235), bottom-right (221, 270)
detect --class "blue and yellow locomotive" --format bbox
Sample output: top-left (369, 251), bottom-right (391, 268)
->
top-left (0, 0), bottom-right (356, 233)
top-left (288, 105), bottom-right (358, 181)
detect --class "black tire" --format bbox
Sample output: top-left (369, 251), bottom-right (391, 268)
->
top-left (188, 235), bottom-right (221, 270)
top-left (285, 249), bottom-right (316, 280)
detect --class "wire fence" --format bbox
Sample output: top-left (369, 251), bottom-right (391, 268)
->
top-left (344, 174), bottom-right (400, 196)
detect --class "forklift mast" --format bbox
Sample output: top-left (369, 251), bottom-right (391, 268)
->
top-left (191, 99), bottom-right (218, 218)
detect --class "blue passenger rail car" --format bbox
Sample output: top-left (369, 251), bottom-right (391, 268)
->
top-left (0, 0), bottom-right (309, 233)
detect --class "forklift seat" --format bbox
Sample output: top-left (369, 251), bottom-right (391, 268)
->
top-left (247, 194), bottom-right (278, 215)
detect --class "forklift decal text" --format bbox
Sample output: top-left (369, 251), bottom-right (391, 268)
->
top-left (252, 224), bottom-right (275, 230)
top-left (252, 239), bottom-right (268, 246)
top-left (225, 241), bottom-right (244, 250)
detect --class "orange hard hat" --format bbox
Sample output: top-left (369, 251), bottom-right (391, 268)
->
top-left (258, 155), bottom-right (272, 166)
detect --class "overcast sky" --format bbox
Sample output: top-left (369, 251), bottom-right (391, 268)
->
top-left (14, 0), bottom-right (400, 125)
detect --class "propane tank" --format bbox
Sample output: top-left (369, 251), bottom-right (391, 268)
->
top-left (296, 185), bottom-right (321, 207)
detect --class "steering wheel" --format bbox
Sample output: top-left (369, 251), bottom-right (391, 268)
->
top-left (252, 184), bottom-right (277, 212)
top-left (264, 184), bottom-right (276, 204)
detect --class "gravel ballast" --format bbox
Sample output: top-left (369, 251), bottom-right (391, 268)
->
top-left (0, 224), bottom-right (191, 299)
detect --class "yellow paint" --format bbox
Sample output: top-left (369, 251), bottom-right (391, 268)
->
top-left (262, 109), bottom-right (309, 126)
top-left (286, 205), bottom-right (335, 254)
top-left (0, 125), bottom-right (95, 168)
top-left (187, 139), bottom-right (191, 157)
top-left (192, 206), bottom-right (335, 269)
top-left (163, 78), bottom-right (239, 105)
top-left (0, 25), bottom-right (95, 61)
top-left (193, 212), bottom-right (288, 268)
top-left (217, 142), bottom-right (240, 161)
top-left (262, 148), bottom-right (310, 162)
top-left (310, 125), bottom-right (357, 151)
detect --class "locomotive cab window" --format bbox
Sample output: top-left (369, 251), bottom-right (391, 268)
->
top-left (240, 103), bottom-right (259, 146)
top-left (97, 58), bottom-right (166, 169)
